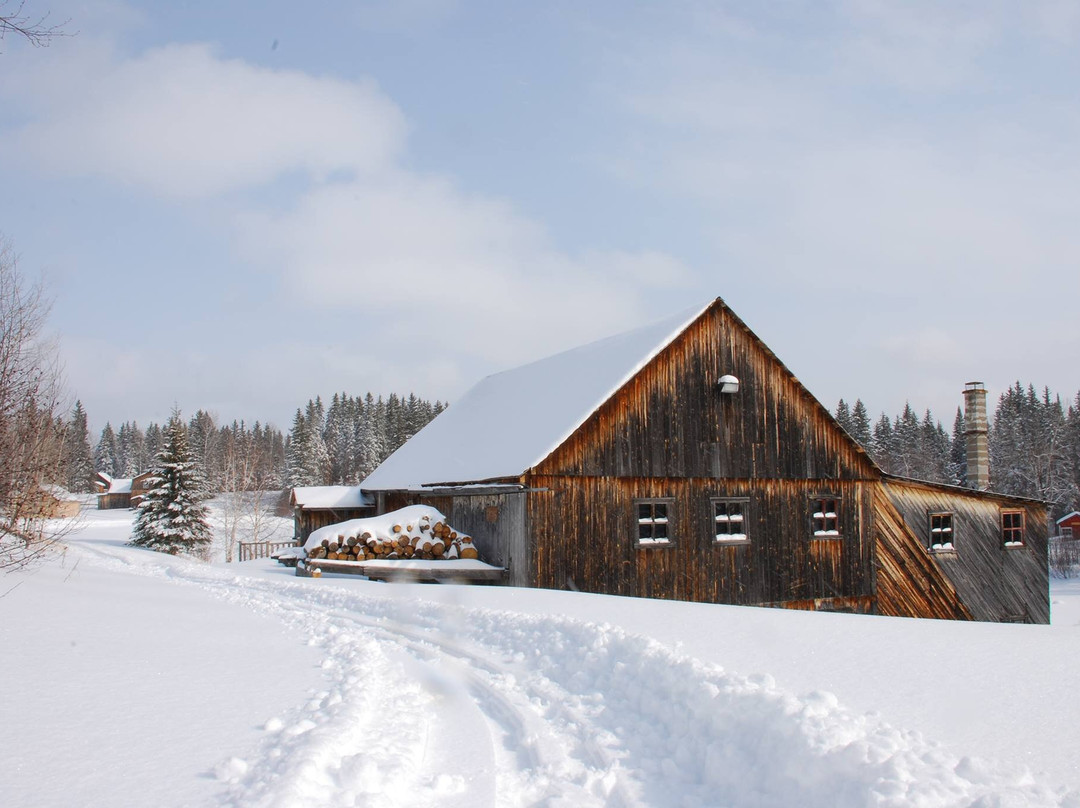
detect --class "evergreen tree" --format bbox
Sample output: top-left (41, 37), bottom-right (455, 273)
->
top-left (948, 407), bottom-right (967, 486)
top-left (871, 414), bottom-right (894, 472)
top-left (834, 399), bottom-right (853, 435)
top-left (891, 404), bottom-right (921, 478)
top-left (356, 392), bottom-right (382, 478)
top-left (325, 392), bottom-right (356, 484)
top-left (989, 382), bottom-right (1076, 511)
top-left (1068, 393), bottom-right (1080, 513)
top-left (130, 411), bottom-right (212, 557)
top-left (143, 423), bottom-right (163, 470)
top-left (118, 421), bottom-right (146, 476)
top-left (850, 399), bottom-right (872, 451)
top-left (64, 400), bottom-right (95, 492)
top-left (188, 410), bottom-right (221, 490)
top-left (94, 423), bottom-right (119, 477)
top-left (285, 408), bottom-right (311, 486)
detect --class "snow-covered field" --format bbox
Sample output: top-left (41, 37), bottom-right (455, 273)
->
top-left (3, 506), bottom-right (1080, 807)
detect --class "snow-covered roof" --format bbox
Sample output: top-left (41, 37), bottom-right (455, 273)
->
top-left (106, 478), bottom-right (133, 494)
top-left (290, 485), bottom-right (374, 510)
top-left (362, 302), bottom-right (712, 490)
top-left (42, 484), bottom-right (81, 502)
top-left (1058, 511), bottom-right (1080, 524)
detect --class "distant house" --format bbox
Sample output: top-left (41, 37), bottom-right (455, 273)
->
top-left (360, 297), bottom-right (1049, 623)
top-left (1058, 512), bottom-right (1080, 539)
top-left (24, 486), bottom-right (82, 519)
top-left (95, 470), bottom-right (157, 510)
top-left (290, 486), bottom-right (376, 543)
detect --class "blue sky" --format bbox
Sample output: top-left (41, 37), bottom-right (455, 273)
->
top-left (2, 0), bottom-right (1079, 434)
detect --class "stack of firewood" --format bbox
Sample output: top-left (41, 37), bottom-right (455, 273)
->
top-left (305, 513), bottom-right (479, 562)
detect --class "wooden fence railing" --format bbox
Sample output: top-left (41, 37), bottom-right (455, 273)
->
top-left (238, 540), bottom-right (297, 562)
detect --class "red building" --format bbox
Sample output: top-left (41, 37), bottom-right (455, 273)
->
top-left (1058, 512), bottom-right (1080, 539)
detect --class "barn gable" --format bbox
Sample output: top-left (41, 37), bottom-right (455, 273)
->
top-left (536, 298), bottom-right (878, 480)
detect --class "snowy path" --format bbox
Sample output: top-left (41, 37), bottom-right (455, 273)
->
top-left (59, 527), bottom-right (1078, 808)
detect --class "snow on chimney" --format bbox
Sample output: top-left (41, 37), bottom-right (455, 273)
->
top-left (963, 382), bottom-right (990, 490)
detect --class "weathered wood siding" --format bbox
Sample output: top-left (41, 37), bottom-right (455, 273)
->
top-left (527, 475), bottom-right (874, 607)
top-left (872, 485), bottom-right (971, 620)
top-left (96, 492), bottom-right (131, 510)
top-left (881, 479), bottom-right (1049, 623)
top-left (536, 301), bottom-right (877, 482)
top-left (520, 300), bottom-right (878, 606)
top-left (384, 489), bottom-right (529, 585)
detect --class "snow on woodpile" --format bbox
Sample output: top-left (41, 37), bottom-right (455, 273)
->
top-left (302, 505), bottom-right (479, 562)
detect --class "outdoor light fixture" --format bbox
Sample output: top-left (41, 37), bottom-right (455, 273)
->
top-left (718, 374), bottom-right (740, 394)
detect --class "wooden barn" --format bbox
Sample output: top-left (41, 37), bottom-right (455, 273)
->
top-left (290, 486), bottom-right (376, 544)
top-left (360, 298), bottom-right (1049, 623)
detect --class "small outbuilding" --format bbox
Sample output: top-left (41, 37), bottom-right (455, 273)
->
top-left (290, 485), bottom-right (376, 544)
top-left (1058, 512), bottom-right (1080, 539)
top-left (25, 486), bottom-right (82, 519)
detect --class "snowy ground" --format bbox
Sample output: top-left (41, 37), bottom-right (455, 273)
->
top-left (3, 506), bottom-right (1080, 807)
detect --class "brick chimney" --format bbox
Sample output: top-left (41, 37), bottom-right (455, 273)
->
top-left (963, 382), bottom-right (989, 490)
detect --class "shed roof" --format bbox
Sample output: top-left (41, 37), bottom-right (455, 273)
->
top-left (361, 302), bottom-right (711, 490)
top-left (1058, 511), bottom-right (1080, 525)
top-left (290, 485), bottom-right (374, 510)
top-left (107, 478), bottom-right (133, 494)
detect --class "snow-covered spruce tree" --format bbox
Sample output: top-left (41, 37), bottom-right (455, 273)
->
top-left (94, 422), bottom-right (118, 476)
top-left (130, 411), bottom-right (212, 558)
top-left (64, 400), bottom-right (95, 492)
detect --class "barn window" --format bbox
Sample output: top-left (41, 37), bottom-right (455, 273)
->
top-left (929, 512), bottom-right (955, 551)
top-left (811, 498), bottom-right (840, 538)
top-left (635, 499), bottom-right (674, 547)
top-left (712, 498), bottom-right (749, 543)
top-left (1002, 510), bottom-right (1024, 547)
top-left (1064, 526), bottom-right (1074, 539)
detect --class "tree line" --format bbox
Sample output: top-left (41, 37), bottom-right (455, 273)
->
top-left (835, 384), bottom-right (1080, 520)
top-left (59, 391), bottom-right (446, 493)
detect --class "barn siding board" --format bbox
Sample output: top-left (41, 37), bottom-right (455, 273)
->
top-left (881, 480), bottom-right (1049, 623)
top-left (526, 476), bottom-right (874, 607)
top-left (873, 486), bottom-right (970, 620)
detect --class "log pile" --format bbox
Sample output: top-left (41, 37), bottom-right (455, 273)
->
top-left (305, 511), bottom-right (479, 563)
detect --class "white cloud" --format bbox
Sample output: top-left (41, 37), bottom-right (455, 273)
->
top-left (237, 171), bottom-right (692, 364)
top-left (2, 42), bottom-right (406, 197)
top-left (3, 35), bottom-right (695, 378)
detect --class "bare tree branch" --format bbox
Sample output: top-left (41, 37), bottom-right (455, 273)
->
top-left (1, 0), bottom-right (71, 48)
top-left (0, 235), bottom-right (73, 570)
